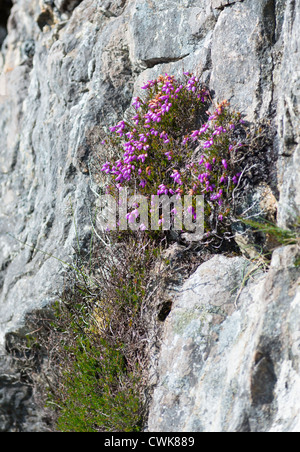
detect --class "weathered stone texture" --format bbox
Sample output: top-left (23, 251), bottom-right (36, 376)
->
top-left (129, 0), bottom-right (216, 69)
top-left (275, 0), bottom-right (300, 228)
top-left (0, 0), bottom-right (299, 432)
top-left (0, 354), bottom-right (48, 432)
top-left (147, 247), bottom-right (300, 432)
top-left (0, 0), bottom-right (134, 347)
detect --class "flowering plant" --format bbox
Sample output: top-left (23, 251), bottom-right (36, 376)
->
top-left (99, 72), bottom-right (247, 240)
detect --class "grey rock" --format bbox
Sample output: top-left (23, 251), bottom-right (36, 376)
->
top-left (210, 0), bottom-right (277, 119)
top-left (0, 352), bottom-right (48, 432)
top-left (97, 0), bottom-right (127, 17)
top-left (0, 0), bottom-right (135, 349)
top-left (147, 246), bottom-right (300, 432)
top-left (275, 0), bottom-right (300, 228)
top-left (22, 39), bottom-right (35, 58)
top-left (0, 1), bottom-right (135, 430)
top-left (129, 0), bottom-right (216, 69)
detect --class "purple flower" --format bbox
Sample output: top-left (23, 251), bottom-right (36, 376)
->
top-left (187, 205), bottom-right (195, 215)
top-left (170, 171), bottom-right (182, 185)
top-left (200, 123), bottom-right (210, 134)
top-left (220, 175), bottom-right (228, 184)
top-left (137, 153), bottom-right (147, 163)
top-left (222, 159), bottom-right (228, 170)
top-left (157, 184), bottom-right (169, 196)
top-left (126, 211), bottom-right (137, 223)
top-left (132, 97), bottom-right (141, 109)
top-left (203, 139), bottom-right (214, 149)
top-left (232, 173), bottom-right (242, 185)
top-left (191, 130), bottom-right (200, 139)
top-left (198, 172), bottom-right (210, 183)
top-left (205, 162), bottom-right (212, 171)
top-left (101, 162), bottom-right (110, 172)
top-left (141, 79), bottom-right (155, 90)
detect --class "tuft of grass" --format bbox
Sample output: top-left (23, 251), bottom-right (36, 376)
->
top-left (241, 218), bottom-right (300, 249)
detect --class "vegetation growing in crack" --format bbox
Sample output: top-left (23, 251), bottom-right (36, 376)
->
top-left (97, 72), bottom-right (274, 250)
top-left (242, 217), bottom-right (300, 261)
top-left (24, 72), bottom-right (277, 432)
top-left (25, 234), bottom-right (164, 432)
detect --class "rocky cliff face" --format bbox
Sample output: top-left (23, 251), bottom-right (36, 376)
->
top-left (0, 0), bottom-right (299, 432)
top-left (147, 246), bottom-right (300, 432)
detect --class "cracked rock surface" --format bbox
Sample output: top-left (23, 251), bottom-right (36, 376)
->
top-left (0, 0), bottom-right (299, 432)
top-left (147, 246), bottom-right (300, 432)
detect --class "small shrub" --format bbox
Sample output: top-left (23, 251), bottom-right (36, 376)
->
top-left (98, 72), bottom-right (257, 244)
